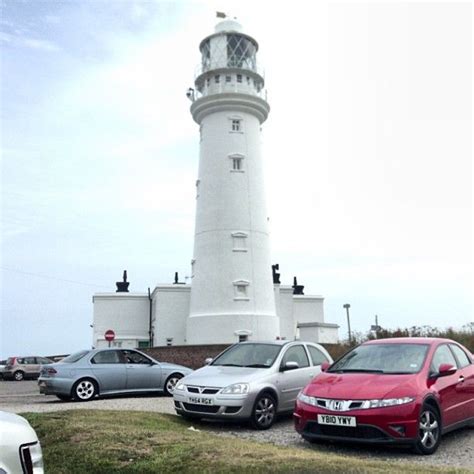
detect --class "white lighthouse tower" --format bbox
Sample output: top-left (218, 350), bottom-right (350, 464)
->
top-left (186, 17), bottom-right (279, 344)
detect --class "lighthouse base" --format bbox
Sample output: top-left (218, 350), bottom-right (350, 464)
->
top-left (186, 312), bottom-right (280, 345)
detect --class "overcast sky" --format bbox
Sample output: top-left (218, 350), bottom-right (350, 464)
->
top-left (1, 1), bottom-right (472, 359)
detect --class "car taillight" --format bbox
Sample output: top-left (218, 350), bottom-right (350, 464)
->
top-left (46, 367), bottom-right (57, 375)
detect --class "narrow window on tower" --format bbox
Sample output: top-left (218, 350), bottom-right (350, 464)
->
top-left (233, 158), bottom-right (242, 170)
top-left (229, 153), bottom-right (245, 172)
top-left (237, 74), bottom-right (242, 83)
top-left (232, 119), bottom-right (241, 131)
top-left (226, 75), bottom-right (231, 83)
top-left (195, 179), bottom-right (200, 198)
top-left (233, 280), bottom-right (250, 300)
top-left (231, 231), bottom-right (248, 252)
top-left (215, 75), bottom-right (220, 83)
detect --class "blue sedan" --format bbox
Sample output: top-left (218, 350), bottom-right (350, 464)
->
top-left (38, 348), bottom-right (193, 401)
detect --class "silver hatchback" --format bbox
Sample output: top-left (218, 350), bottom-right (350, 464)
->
top-left (173, 341), bottom-right (332, 429)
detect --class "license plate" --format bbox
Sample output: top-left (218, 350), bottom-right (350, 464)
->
top-left (188, 396), bottom-right (213, 405)
top-left (317, 414), bottom-right (356, 427)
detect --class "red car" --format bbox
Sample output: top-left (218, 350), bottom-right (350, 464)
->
top-left (294, 338), bottom-right (474, 454)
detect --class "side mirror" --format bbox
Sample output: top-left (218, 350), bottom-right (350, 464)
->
top-left (321, 362), bottom-right (331, 372)
top-left (438, 363), bottom-right (456, 376)
top-left (281, 361), bottom-right (299, 372)
top-left (205, 357), bottom-right (213, 365)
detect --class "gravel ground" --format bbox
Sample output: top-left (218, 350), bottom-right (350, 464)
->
top-left (1, 381), bottom-right (473, 470)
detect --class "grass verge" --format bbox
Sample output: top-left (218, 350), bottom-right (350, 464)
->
top-left (23, 410), bottom-right (467, 473)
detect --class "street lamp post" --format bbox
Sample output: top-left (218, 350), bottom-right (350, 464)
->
top-left (343, 303), bottom-right (352, 344)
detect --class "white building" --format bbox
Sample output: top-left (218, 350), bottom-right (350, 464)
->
top-left (93, 18), bottom-right (339, 349)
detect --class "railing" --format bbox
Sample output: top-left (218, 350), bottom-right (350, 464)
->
top-left (194, 60), bottom-right (265, 80)
top-left (192, 83), bottom-right (268, 102)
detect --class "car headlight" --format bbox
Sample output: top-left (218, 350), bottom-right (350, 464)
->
top-left (297, 392), bottom-right (318, 406)
top-left (221, 383), bottom-right (249, 395)
top-left (364, 397), bottom-right (415, 408)
top-left (174, 382), bottom-right (185, 391)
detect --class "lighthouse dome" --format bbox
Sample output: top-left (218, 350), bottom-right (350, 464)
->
top-left (215, 19), bottom-right (243, 33)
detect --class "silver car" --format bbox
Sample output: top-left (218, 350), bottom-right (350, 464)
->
top-left (173, 341), bottom-right (333, 429)
top-left (38, 348), bottom-right (192, 401)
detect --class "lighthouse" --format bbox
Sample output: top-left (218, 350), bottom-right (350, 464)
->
top-left (92, 17), bottom-right (340, 350)
top-left (186, 17), bottom-right (279, 344)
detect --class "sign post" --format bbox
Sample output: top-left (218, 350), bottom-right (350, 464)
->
top-left (104, 329), bottom-right (115, 348)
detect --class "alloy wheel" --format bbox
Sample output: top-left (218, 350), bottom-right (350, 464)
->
top-left (75, 380), bottom-right (96, 401)
top-left (254, 396), bottom-right (276, 429)
top-left (14, 371), bottom-right (24, 381)
top-left (419, 409), bottom-right (439, 449)
top-left (164, 374), bottom-right (183, 396)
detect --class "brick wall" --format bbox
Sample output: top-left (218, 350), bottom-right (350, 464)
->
top-left (142, 343), bottom-right (349, 370)
top-left (143, 345), bottom-right (230, 369)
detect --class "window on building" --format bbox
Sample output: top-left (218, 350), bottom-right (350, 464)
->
top-left (237, 74), bottom-right (242, 83)
top-left (239, 334), bottom-right (248, 342)
top-left (196, 179), bottom-right (200, 198)
top-left (246, 76), bottom-right (250, 84)
top-left (215, 75), bottom-right (220, 83)
top-left (226, 75), bottom-right (231, 83)
top-left (138, 341), bottom-right (150, 349)
top-left (233, 280), bottom-right (249, 300)
top-left (112, 341), bottom-right (122, 348)
top-left (206, 77), bottom-right (210, 87)
top-left (231, 119), bottom-right (241, 131)
top-left (166, 338), bottom-right (173, 346)
top-left (233, 158), bottom-right (242, 170)
top-left (232, 232), bottom-right (248, 251)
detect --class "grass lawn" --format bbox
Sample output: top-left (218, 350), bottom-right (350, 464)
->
top-left (23, 410), bottom-right (467, 474)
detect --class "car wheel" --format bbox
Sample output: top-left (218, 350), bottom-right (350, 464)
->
top-left (164, 373), bottom-right (183, 396)
top-left (72, 379), bottom-right (97, 402)
top-left (414, 404), bottom-right (441, 455)
top-left (56, 394), bottom-right (72, 402)
top-left (250, 393), bottom-right (277, 430)
top-left (13, 371), bottom-right (24, 381)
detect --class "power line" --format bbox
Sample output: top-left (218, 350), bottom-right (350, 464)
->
top-left (0, 266), bottom-right (111, 289)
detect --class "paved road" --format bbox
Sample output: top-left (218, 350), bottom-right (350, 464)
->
top-left (1, 381), bottom-right (473, 470)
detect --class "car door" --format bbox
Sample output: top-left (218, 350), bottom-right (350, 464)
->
top-left (122, 350), bottom-right (162, 391)
top-left (90, 350), bottom-right (127, 393)
top-left (277, 344), bottom-right (316, 412)
top-left (449, 344), bottom-right (474, 421)
top-left (430, 344), bottom-right (461, 428)
top-left (25, 357), bottom-right (40, 378)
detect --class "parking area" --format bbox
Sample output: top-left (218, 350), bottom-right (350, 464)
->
top-left (1, 381), bottom-right (473, 470)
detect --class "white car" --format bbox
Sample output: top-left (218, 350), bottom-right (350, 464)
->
top-left (0, 411), bottom-right (44, 473)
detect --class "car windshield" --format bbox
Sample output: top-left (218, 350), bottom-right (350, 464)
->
top-left (212, 343), bottom-right (282, 368)
top-left (59, 350), bottom-right (89, 364)
top-left (329, 343), bottom-right (429, 374)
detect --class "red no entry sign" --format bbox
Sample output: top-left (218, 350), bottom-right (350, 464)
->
top-left (104, 329), bottom-right (115, 342)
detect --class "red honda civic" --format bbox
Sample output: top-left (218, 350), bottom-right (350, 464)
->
top-left (294, 338), bottom-right (474, 454)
